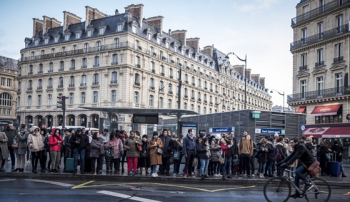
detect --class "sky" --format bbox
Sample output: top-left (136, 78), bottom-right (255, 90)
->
top-left (0, 0), bottom-right (300, 107)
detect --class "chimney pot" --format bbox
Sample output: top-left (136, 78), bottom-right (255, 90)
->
top-left (115, 9), bottom-right (119, 15)
top-left (168, 29), bottom-right (171, 35)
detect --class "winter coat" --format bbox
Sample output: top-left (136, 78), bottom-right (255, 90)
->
top-left (90, 138), bottom-right (104, 158)
top-left (257, 143), bottom-right (269, 163)
top-left (138, 140), bottom-right (150, 167)
top-left (183, 134), bottom-right (196, 156)
top-left (287, 145), bottom-right (298, 168)
top-left (0, 132), bottom-right (9, 160)
top-left (220, 138), bottom-right (232, 156)
top-left (275, 142), bottom-right (287, 163)
top-left (319, 145), bottom-right (330, 170)
top-left (149, 138), bottom-right (163, 165)
top-left (64, 135), bottom-right (73, 158)
top-left (238, 138), bottom-right (254, 156)
top-left (331, 144), bottom-right (344, 162)
top-left (305, 143), bottom-right (314, 152)
top-left (49, 128), bottom-right (64, 152)
top-left (283, 143), bottom-right (316, 168)
top-left (266, 141), bottom-right (275, 162)
top-left (210, 139), bottom-right (222, 162)
top-left (227, 138), bottom-right (238, 158)
top-left (108, 138), bottom-right (123, 159)
top-left (124, 137), bottom-right (142, 158)
top-left (172, 139), bottom-right (183, 154)
top-left (3, 128), bottom-right (17, 146)
top-left (70, 133), bottom-right (89, 150)
top-left (159, 135), bottom-right (173, 158)
top-left (13, 130), bottom-right (28, 155)
top-left (197, 142), bottom-right (209, 160)
top-left (27, 126), bottom-right (44, 152)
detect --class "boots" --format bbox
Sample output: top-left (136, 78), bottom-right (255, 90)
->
top-left (260, 173), bottom-right (265, 179)
top-left (222, 174), bottom-right (226, 180)
top-left (140, 167), bottom-right (143, 175)
top-left (197, 169), bottom-right (201, 177)
top-left (201, 175), bottom-right (205, 180)
top-left (19, 169), bottom-right (24, 172)
top-left (145, 167), bottom-right (149, 175)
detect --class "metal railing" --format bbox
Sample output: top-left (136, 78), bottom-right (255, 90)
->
top-left (315, 61), bottom-right (324, 68)
top-left (291, 0), bottom-right (350, 26)
top-left (333, 56), bottom-right (344, 64)
top-left (57, 85), bottom-right (63, 88)
top-left (80, 83), bottom-right (86, 87)
top-left (92, 82), bottom-right (99, 86)
top-left (110, 80), bottom-right (117, 84)
top-left (290, 24), bottom-right (349, 50)
top-left (288, 86), bottom-right (350, 102)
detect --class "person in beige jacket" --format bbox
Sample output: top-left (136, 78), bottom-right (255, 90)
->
top-left (238, 132), bottom-right (254, 178)
top-left (27, 126), bottom-right (45, 173)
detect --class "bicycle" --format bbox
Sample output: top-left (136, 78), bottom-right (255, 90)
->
top-left (263, 169), bottom-right (331, 202)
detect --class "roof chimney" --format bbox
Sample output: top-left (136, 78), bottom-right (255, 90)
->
top-left (32, 18), bottom-right (43, 36)
top-left (186, 38), bottom-right (200, 53)
top-left (85, 6), bottom-right (108, 28)
top-left (43, 16), bottom-right (61, 33)
top-left (115, 9), bottom-right (119, 15)
top-left (145, 16), bottom-right (164, 33)
top-left (245, 69), bottom-right (252, 80)
top-left (171, 30), bottom-right (187, 46)
top-left (63, 11), bottom-right (82, 31)
top-left (251, 74), bottom-right (260, 83)
top-left (203, 45), bottom-right (213, 57)
top-left (125, 4), bottom-right (144, 27)
top-left (233, 65), bottom-right (244, 75)
top-left (260, 77), bottom-right (265, 87)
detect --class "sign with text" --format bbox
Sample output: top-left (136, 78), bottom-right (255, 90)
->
top-left (256, 128), bottom-right (283, 134)
top-left (209, 127), bottom-right (235, 133)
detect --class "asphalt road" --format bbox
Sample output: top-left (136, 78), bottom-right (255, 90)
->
top-left (1, 178), bottom-right (349, 202)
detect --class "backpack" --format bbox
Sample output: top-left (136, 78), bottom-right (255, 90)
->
top-left (274, 147), bottom-right (282, 161)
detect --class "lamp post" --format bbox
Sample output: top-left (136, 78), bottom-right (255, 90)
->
top-left (270, 89), bottom-right (285, 112)
top-left (225, 52), bottom-right (247, 109)
top-left (158, 83), bottom-right (168, 109)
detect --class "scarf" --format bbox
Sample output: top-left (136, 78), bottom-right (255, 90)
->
top-left (188, 134), bottom-right (194, 140)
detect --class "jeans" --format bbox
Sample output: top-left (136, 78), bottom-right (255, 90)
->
top-left (258, 162), bottom-right (266, 174)
top-left (184, 151), bottom-right (196, 175)
top-left (31, 151), bottom-right (42, 169)
top-left (288, 167), bottom-right (295, 177)
top-left (73, 148), bottom-right (85, 172)
top-left (295, 165), bottom-right (310, 192)
top-left (200, 159), bottom-right (209, 176)
top-left (339, 161), bottom-right (345, 174)
top-left (222, 155), bottom-right (232, 175)
top-left (267, 161), bottom-right (274, 176)
top-left (8, 146), bottom-right (15, 167)
top-left (152, 165), bottom-right (157, 174)
top-left (110, 158), bottom-right (120, 171)
top-left (212, 161), bottom-right (221, 174)
top-left (127, 157), bottom-right (138, 172)
top-left (241, 154), bottom-right (251, 175)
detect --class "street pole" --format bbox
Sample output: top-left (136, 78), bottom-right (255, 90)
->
top-left (244, 54), bottom-right (247, 110)
top-left (283, 91), bottom-right (285, 113)
top-left (177, 65), bottom-right (182, 135)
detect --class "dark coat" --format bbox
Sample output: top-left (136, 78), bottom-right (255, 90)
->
top-left (124, 137), bottom-right (142, 158)
top-left (227, 138), bottom-right (238, 158)
top-left (138, 140), bottom-right (150, 167)
top-left (90, 138), bottom-right (103, 158)
top-left (70, 133), bottom-right (89, 150)
top-left (172, 139), bottom-right (183, 154)
top-left (159, 135), bottom-right (173, 158)
top-left (14, 130), bottom-right (28, 155)
top-left (183, 134), bottom-right (196, 156)
top-left (305, 143), bottom-right (314, 151)
top-left (266, 142), bottom-right (275, 162)
top-left (331, 144), bottom-right (344, 162)
top-left (319, 145), bottom-right (330, 171)
top-left (64, 135), bottom-right (73, 158)
top-left (275, 143), bottom-right (287, 162)
top-left (3, 128), bottom-right (17, 146)
top-left (196, 142), bottom-right (209, 160)
top-left (149, 138), bottom-right (163, 165)
top-left (257, 143), bottom-right (269, 163)
top-left (283, 143), bottom-right (316, 168)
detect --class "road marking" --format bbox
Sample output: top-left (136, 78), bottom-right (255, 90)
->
top-left (25, 179), bottom-right (74, 187)
top-left (0, 179), bottom-right (15, 182)
top-left (75, 181), bottom-right (256, 193)
top-left (344, 192), bottom-right (350, 196)
top-left (71, 180), bottom-right (94, 189)
top-left (97, 190), bottom-right (161, 202)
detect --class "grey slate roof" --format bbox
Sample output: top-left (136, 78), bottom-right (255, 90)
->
top-left (296, 0), bottom-right (311, 7)
top-left (0, 56), bottom-right (18, 71)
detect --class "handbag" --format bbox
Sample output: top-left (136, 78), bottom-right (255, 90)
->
top-left (192, 158), bottom-right (198, 167)
top-left (302, 161), bottom-right (321, 178)
top-left (173, 150), bottom-right (180, 160)
top-left (218, 153), bottom-right (225, 164)
top-left (137, 144), bottom-right (142, 151)
top-left (169, 156), bottom-right (174, 164)
top-left (140, 151), bottom-right (148, 158)
top-left (156, 148), bottom-right (163, 155)
top-left (105, 148), bottom-right (114, 158)
top-left (12, 142), bottom-right (18, 149)
top-left (325, 153), bottom-right (331, 160)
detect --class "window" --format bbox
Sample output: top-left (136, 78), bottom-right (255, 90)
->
top-left (301, 28), bottom-right (307, 43)
top-left (65, 34), bottom-right (70, 41)
top-left (114, 38), bottom-right (119, 48)
top-left (336, 43), bottom-right (342, 58)
top-left (48, 78), bottom-right (53, 87)
top-left (337, 15), bottom-right (343, 32)
top-left (94, 56), bottom-right (99, 67)
top-left (70, 76), bottom-right (74, 85)
top-left (81, 92), bottom-right (86, 104)
top-left (41, 50), bottom-right (45, 55)
top-left (28, 80), bottom-right (32, 88)
top-left (31, 51), bottom-right (35, 60)
top-left (198, 79), bottom-right (201, 87)
top-left (135, 40), bottom-right (139, 50)
top-left (185, 74), bottom-right (188, 82)
top-left (209, 108), bottom-right (212, 114)
top-left (69, 93), bottom-right (74, 105)
top-left (111, 72), bottom-right (117, 83)
top-left (75, 32), bottom-right (81, 39)
top-left (191, 104), bottom-right (194, 110)
top-left (59, 61), bottom-right (64, 71)
top-left (184, 88), bottom-right (188, 96)
top-left (38, 79), bottom-right (42, 88)
top-left (81, 75), bottom-right (86, 85)
top-left (316, 49), bottom-right (323, 65)
top-left (160, 65), bottom-right (164, 74)
top-left (0, 93), bottom-right (12, 106)
top-left (29, 65), bottom-right (33, 74)
top-left (6, 79), bottom-right (11, 87)
top-left (151, 62), bottom-right (155, 71)
top-left (317, 22), bottom-right (323, 39)
top-left (148, 33), bottom-right (151, 40)
top-left (135, 56), bottom-right (140, 66)
top-left (135, 73), bottom-right (140, 84)
top-left (134, 91), bottom-right (139, 103)
top-left (112, 54), bottom-right (118, 65)
top-left (82, 58), bottom-right (87, 68)
top-left (157, 37), bottom-right (160, 44)
top-left (93, 91), bottom-right (98, 103)
top-left (87, 30), bottom-right (92, 37)
top-left (192, 77), bottom-right (195, 84)
top-left (44, 38), bottom-right (49, 44)
top-left (132, 25), bottom-right (136, 33)
top-left (48, 94), bottom-right (52, 105)
top-left (301, 53), bottom-right (307, 67)
top-left (336, 73), bottom-right (342, 94)
top-left (159, 97), bottom-right (163, 108)
top-left (149, 95), bottom-right (154, 106)
top-left (204, 81), bottom-right (207, 89)
top-left (59, 77), bottom-right (63, 87)
top-left (197, 105), bottom-right (200, 113)
top-left (150, 47), bottom-right (154, 56)
top-left (204, 94), bottom-right (207, 101)
top-left (111, 90), bottom-right (116, 102)
top-left (93, 73), bottom-right (99, 84)
top-left (210, 96), bottom-right (212, 102)
top-left (317, 77), bottom-right (324, 96)
top-left (96, 41), bottom-right (101, 51)
top-left (117, 24), bottom-right (123, 32)
top-left (99, 27), bottom-right (105, 35)
top-left (169, 68), bottom-right (173, 77)
top-left (54, 35), bottom-right (59, 43)
top-left (159, 51), bottom-right (163, 59)
top-left (166, 41), bottom-right (169, 48)
top-left (28, 95), bottom-right (32, 106)
top-left (191, 90), bottom-right (195, 98)
top-left (204, 107), bottom-right (206, 114)
top-left (84, 43), bottom-right (89, 52)
top-left (168, 99), bottom-right (172, 109)
top-left (71, 59), bottom-right (75, 69)
top-left (159, 81), bottom-right (164, 91)
top-left (198, 92), bottom-right (201, 100)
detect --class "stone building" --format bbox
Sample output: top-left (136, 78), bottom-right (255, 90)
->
top-left (0, 56), bottom-right (18, 130)
top-left (17, 4), bottom-right (272, 130)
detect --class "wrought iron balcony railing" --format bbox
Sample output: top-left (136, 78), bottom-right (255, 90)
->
top-left (333, 56), bottom-right (344, 64)
top-left (288, 86), bottom-right (350, 102)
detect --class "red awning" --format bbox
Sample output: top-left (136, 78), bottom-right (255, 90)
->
top-left (304, 127), bottom-right (350, 138)
top-left (310, 104), bottom-right (342, 116)
top-left (296, 106), bottom-right (306, 113)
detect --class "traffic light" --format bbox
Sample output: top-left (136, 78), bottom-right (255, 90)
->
top-left (57, 95), bottom-right (66, 110)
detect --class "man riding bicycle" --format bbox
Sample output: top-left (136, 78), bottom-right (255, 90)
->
top-left (278, 137), bottom-right (316, 198)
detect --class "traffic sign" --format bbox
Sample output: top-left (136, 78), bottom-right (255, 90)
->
top-left (300, 124), bottom-right (306, 131)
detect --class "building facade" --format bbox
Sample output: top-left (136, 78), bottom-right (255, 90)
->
top-left (17, 4), bottom-right (272, 130)
top-left (288, 0), bottom-right (350, 149)
top-left (0, 56), bottom-right (18, 130)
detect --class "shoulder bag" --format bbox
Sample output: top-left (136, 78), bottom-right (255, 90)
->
top-left (173, 149), bottom-right (180, 160)
top-left (302, 160), bottom-right (321, 178)
top-left (218, 153), bottom-right (225, 164)
top-left (105, 148), bottom-right (115, 158)
top-left (12, 142), bottom-right (19, 149)
top-left (156, 148), bottom-right (163, 155)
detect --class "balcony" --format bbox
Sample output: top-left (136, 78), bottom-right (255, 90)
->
top-left (27, 87), bottom-right (32, 91)
top-left (92, 82), bottom-right (99, 86)
top-left (333, 56), bottom-right (344, 64)
top-left (81, 65), bottom-right (87, 69)
top-left (149, 86), bottom-right (155, 90)
top-left (80, 83), bottom-right (87, 87)
top-left (47, 86), bottom-right (53, 89)
top-left (37, 86), bottom-right (42, 90)
top-left (134, 82), bottom-right (140, 86)
top-left (160, 73), bottom-right (165, 76)
top-left (38, 71), bottom-right (43, 74)
top-left (291, 1), bottom-right (350, 26)
top-left (192, 83), bottom-right (195, 86)
top-left (58, 68), bottom-right (64, 72)
top-left (57, 85), bottom-right (63, 89)
top-left (136, 64), bottom-right (141, 68)
top-left (93, 64), bottom-right (99, 68)
top-left (69, 67), bottom-right (75, 70)
top-left (288, 86), bottom-right (350, 102)
top-left (290, 24), bottom-right (349, 50)
top-left (299, 65), bottom-right (308, 72)
top-left (111, 62), bottom-right (118, 66)
top-left (28, 72), bottom-right (33, 75)
top-left (184, 95), bottom-right (188, 99)
top-left (315, 61), bottom-right (325, 68)
top-left (170, 75), bottom-right (173, 79)
top-left (69, 84), bottom-right (75, 87)
top-left (168, 91), bottom-right (173, 95)
top-left (110, 80), bottom-right (117, 84)
top-left (48, 69), bottom-right (53, 73)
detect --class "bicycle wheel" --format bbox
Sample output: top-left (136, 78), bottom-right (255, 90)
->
top-left (264, 177), bottom-right (291, 202)
top-left (305, 177), bottom-right (331, 202)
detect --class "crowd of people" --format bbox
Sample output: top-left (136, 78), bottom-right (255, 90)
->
top-left (0, 123), bottom-right (347, 179)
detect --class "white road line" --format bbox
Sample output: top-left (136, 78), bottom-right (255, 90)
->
top-left (25, 179), bottom-right (74, 187)
top-left (97, 190), bottom-right (162, 202)
top-left (0, 179), bottom-right (15, 182)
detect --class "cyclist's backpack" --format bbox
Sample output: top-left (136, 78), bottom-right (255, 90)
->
top-left (274, 147), bottom-right (282, 161)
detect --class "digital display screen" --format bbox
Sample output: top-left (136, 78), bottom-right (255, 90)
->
top-left (132, 114), bottom-right (159, 124)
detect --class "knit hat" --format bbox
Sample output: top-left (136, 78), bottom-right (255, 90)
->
top-left (142, 134), bottom-right (148, 139)
top-left (199, 133), bottom-right (205, 138)
top-left (153, 131), bottom-right (158, 136)
top-left (215, 134), bottom-right (221, 140)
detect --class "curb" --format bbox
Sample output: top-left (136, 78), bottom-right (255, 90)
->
top-left (1, 173), bottom-right (349, 187)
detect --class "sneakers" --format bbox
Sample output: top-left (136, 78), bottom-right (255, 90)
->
top-left (151, 173), bottom-right (157, 177)
top-left (183, 173), bottom-right (188, 178)
top-left (155, 173), bottom-right (158, 177)
top-left (190, 173), bottom-right (195, 177)
top-left (214, 174), bottom-right (218, 177)
top-left (290, 193), bottom-right (301, 199)
top-left (173, 173), bottom-right (177, 177)
top-left (303, 184), bottom-right (314, 193)
top-left (251, 174), bottom-right (255, 177)
top-left (342, 173), bottom-right (347, 177)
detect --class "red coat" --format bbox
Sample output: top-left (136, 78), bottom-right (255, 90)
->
top-left (49, 128), bottom-right (63, 152)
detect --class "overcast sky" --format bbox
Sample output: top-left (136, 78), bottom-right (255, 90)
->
top-left (0, 0), bottom-right (299, 107)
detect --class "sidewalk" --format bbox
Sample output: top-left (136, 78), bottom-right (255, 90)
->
top-left (1, 160), bottom-right (349, 187)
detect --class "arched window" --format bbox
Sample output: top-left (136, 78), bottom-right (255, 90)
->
top-left (48, 94), bottom-right (52, 105)
top-left (111, 90), bottom-right (116, 102)
top-left (0, 93), bottom-right (12, 106)
top-left (184, 88), bottom-right (188, 96)
top-left (149, 95), bottom-right (154, 106)
top-left (159, 97), bottom-right (163, 108)
top-left (93, 91), bottom-right (98, 103)
top-left (114, 38), bottom-right (119, 48)
top-left (168, 83), bottom-right (172, 93)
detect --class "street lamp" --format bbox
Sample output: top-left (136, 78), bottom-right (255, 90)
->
top-left (225, 52), bottom-right (247, 109)
top-left (270, 89), bottom-right (285, 112)
top-left (158, 83), bottom-right (170, 108)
